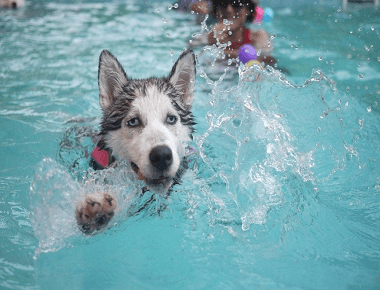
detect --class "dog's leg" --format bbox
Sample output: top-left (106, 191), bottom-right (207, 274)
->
top-left (75, 193), bottom-right (116, 234)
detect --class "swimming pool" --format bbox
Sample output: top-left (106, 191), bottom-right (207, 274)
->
top-left (1, 0), bottom-right (379, 289)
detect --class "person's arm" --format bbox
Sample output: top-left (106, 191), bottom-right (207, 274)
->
top-left (190, 0), bottom-right (209, 14)
top-left (250, 29), bottom-right (273, 56)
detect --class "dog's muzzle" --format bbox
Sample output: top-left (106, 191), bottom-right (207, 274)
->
top-left (149, 145), bottom-right (173, 171)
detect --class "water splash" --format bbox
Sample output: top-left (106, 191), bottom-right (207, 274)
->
top-left (193, 64), bottom-right (352, 232)
top-left (29, 157), bottom-right (143, 257)
top-left (29, 158), bottom-right (82, 256)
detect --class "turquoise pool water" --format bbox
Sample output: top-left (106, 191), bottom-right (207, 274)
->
top-left (1, 1), bottom-right (380, 289)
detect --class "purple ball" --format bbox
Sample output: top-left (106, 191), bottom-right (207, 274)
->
top-left (238, 44), bottom-right (257, 64)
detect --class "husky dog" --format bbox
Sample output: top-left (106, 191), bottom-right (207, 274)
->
top-left (76, 49), bottom-right (196, 234)
top-left (0, 0), bottom-right (24, 8)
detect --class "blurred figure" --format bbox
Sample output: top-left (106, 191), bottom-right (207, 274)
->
top-left (0, 0), bottom-right (24, 8)
top-left (208, 0), bottom-right (276, 65)
top-left (190, 0), bottom-right (212, 15)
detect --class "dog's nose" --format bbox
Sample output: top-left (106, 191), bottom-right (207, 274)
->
top-left (149, 145), bottom-right (173, 170)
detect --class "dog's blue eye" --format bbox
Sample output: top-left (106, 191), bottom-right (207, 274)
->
top-left (127, 118), bottom-right (139, 127)
top-left (166, 115), bottom-right (177, 124)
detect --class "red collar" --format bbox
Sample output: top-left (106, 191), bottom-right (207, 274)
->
top-left (90, 139), bottom-right (113, 169)
top-left (91, 146), bottom-right (111, 169)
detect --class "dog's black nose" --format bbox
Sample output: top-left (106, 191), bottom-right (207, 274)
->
top-left (149, 145), bottom-right (173, 170)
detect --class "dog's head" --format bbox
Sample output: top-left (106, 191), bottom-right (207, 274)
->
top-left (97, 49), bottom-right (196, 193)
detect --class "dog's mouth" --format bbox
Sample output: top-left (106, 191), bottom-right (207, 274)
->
top-left (130, 162), bottom-right (171, 186)
top-left (131, 162), bottom-right (145, 181)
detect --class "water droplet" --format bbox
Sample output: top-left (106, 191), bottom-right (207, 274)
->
top-left (166, 33), bottom-right (171, 37)
top-left (377, 56), bottom-right (380, 62)
top-left (346, 86), bottom-right (350, 92)
top-left (318, 56), bottom-right (323, 61)
top-left (349, 30), bottom-right (353, 34)
top-left (358, 27), bottom-right (362, 32)
top-left (162, 18), bottom-right (167, 23)
top-left (371, 26), bottom-right (375, 31)
top-left (358, 74), bottom-right (364, 79)
top-left (334, 19), bottom-right (338, 23)
top-left (331, 60), bottom-right (335, 65)
top-left (358, 119), bottom-right (364, 128)
top-left (174, 3), bottom-right (179, 8)
top-left (365, 45), bottom-right (370, 51)
top-left (228, 31), bottom-right (232, 35)
top-left (367, 106), bottom-right (372, 113)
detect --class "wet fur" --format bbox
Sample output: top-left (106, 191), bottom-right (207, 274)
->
top-left (76, 49), bottom-right (196, 234)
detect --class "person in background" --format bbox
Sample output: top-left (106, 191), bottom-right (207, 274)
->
top-left (208, 0), bottom-right (276, 66)
top-left (0, 0), bottom-right (24, 8)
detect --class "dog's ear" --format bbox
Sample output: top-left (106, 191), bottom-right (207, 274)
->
top-left (168, 50), bottom-right (196, 109)
top-left (98, 50), bottom-right (128, 110)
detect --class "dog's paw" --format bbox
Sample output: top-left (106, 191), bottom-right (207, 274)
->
top-left (75, 193), bottom-right (116, 234)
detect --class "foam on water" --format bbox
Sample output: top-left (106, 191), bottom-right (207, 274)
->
top-left (189, 63), bottom-right (350, 232)
top-left (30, 155), bottom-right (151, 256)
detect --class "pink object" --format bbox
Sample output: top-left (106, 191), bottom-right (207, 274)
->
top-left (254, 6), bottom-right (264, 23)
top-left (91, 146), bottom-right (110, 168)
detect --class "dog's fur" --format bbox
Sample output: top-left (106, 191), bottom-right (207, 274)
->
top-left (76, 49), bottom-right (196, 234)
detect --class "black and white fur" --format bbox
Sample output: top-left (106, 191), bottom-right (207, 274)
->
top-left (76, 49), bottom-right (196, 234)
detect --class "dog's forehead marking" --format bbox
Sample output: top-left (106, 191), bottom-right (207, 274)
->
top-left (130, 85), bottom-right (175, 124)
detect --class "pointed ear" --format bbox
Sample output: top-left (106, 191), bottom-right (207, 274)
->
top-left (98, 50), bottom-right (128, 110)
top-left (168, 50), bottom-right (196, 109)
